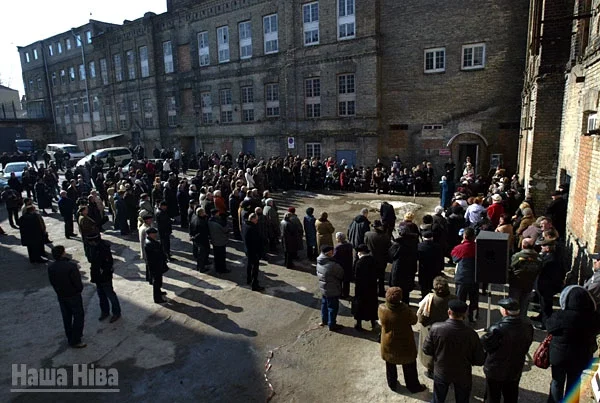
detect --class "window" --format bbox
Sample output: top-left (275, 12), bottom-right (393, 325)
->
top-left (105, 102), bottom-right (114, 131)
top-left (51, 72), bottom-right (57, 87)
top-left (167, 96), bottom-right (177, 127)
top-left (130, 99), bottom-right (139, 113)
top-left (163, 41), bottom-right (174, 73)
top-left (241, 86), bottom-right (254, 122)
top-left (57, 42), bottom-right (62, 54)
top-left (220, 89), bottom-right (233, 123)
top-left (201, 92), bottom-right (212, 124)
top-left (217, 26), bottom-right (230, 63)
top-left (33, 49), bottom-right (38, 60)
top-left (25, 52), bottom-right (30, 63)
top-left (66, 38), bottom-right (72, 50)
top-left (100, 58), bottom-right (109, 85)
top-left (118, 102), bottom-right (127, 129)
top-left (79, 64), bottom-right (86, 81)
top-left (338, 74), bottom-right (355, 116)
top-left (64, 104), bottom-right (71, 124)
top-left (264, 14), bottom-right (279, 54)
top-left (338, 0), bottom-right (355, 40)
top-left (37, 78), bottom-right (42, 90)
top-left (424, 47), bottom-right (445, 73)
top-left (588, 113), bottom-right (598, 134)
top-left (423, 124), bottom-right (443, 130)
top-left (126, 50), bottom-right (136, 79)
top-left (139, 46), bottom-right (150, 78)
top-left (114, 54), bottom-right (123, 81)
top-left (305, 78), bottom-right (321, 118)
top-left (303, 2), bottom-right (319, 46)
top-left (28, 79), bottom-right (33, 92)
top-left (239, 22), bottom-right (252, 59)
top-left (462, 43), bottom-right (485, 70)
top-left (72, 99), bottom-right (79, 115)
top-left (85, 31), bottom-right (92, 44)
top-left (92, 96), bottom-right (100, 121)
top-left (89, 61), bottom-right (96, 78)
top-left (60, 70), bottom-right (66, 85)
top-left (143, 99), bottom-right (153, 127)
top-left (48, 44), bottom-right (54, 56)
top-left (69, 67), bottom-right (76, 82)
top-left (76, 34), bottom-right (82, 47)
top-left (265, 83), bottom-right (280, 117)
top-left (198, 32), bottom-right (210, 66)
top-left (82, 97), bottom-right (89, 113)
top-left (306, 143), bottom-right (321, 160)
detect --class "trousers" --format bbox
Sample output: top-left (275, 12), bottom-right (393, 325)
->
top-left (58, 294), bottom-right (85, 346)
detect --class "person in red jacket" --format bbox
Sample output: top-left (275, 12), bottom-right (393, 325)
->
top-left (213, 190), bottom-right (227, 215)
top-left (487, 194), bottom-right (505, 229)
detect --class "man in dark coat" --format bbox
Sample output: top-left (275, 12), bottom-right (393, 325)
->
top-left (364, 219), bottom-right (391, 297)
top-left (348, 208), bottom-right (371, 250)
top-left (163, 182), bottom-right (179, 219)
top-left (155, 201), bottom-right (173, 260)
top-left (333, 232), bottom-right (354, 299)
top-left (189, 207), bottom-right (210, 272)
top-left (123, 187), bottom-right (138, 233)
top-left (480, 298), bottom-right (533, 403)
top-left (208, 210), bottom-right (230, 273)
top-left (417, 231), bottom-right (444, 298)
top-left (58, 190), bottom-right (76, 238)
top-left (144, 227), bottom-right (168, 303)
top-left (388, 227), bottom-right (418, 304)
top-left (177, 184), bottom-right (190, 229)
top-left (509, 238), bottom-right (542, 318)
top-left (34, 178), bottom-right (52, 215)
top-left (1, 185), bottom-right (21, 228)
top-left (19, 204), bottom-right (47, 263)
top-left (423, 299), bottom-right (485, 403)
top-left (533, 240), bottom-right (564, 330)
top-left (88, 236), bottom-right (121, 322)
top-left (114, 190), bottom-right (129, 235)
top-left (281, 212), bottom-right (299, 269)
top-left (353, 244), bottom-right (379, 330)
top-left (545, 190), bottom-right (567, 238)
top-left (48, 245), bottom-right (86, 348)
top-left (380, 202), bottom-right (396, 238)
top-left (243, 213), bottom-right (265, 291)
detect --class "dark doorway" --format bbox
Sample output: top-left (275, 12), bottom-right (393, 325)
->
top-left (243, 138), bottom-right (256, 155)
top-left (458, 144), bottom-right (478, 174)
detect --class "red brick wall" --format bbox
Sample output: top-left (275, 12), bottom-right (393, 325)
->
top-left (570, 136), bottom-right (592, 239)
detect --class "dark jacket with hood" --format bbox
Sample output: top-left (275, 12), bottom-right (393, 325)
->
top-left (547, 285), bottom-right (600, 371)
top-left (348, 214), bottom-right (371, 249)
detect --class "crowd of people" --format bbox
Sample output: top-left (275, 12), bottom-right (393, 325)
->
top-left (2, 149), bottom-right (599, 402)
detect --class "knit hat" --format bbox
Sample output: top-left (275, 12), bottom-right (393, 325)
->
top-left (385, 287), bottom-right (403, 304)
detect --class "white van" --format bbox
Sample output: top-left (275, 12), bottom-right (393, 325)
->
top-left (46, 144), bottom-right (86, 166)
top-left (76, 147), bottom-right (132, 167)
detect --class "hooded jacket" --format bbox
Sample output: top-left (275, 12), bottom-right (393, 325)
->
top-left (316, 253), bottom-right (344, 297)
top-left (348, 214), bottom-right (370, 249)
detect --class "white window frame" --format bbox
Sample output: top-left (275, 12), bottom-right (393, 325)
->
top-left (33, 49), bottom-right (38, 60)
top-left (303, 2), bottom-right (319, 46)
top-left (89, 61), bottom-right (96, 78)
top-left (220, 89), bottom-right (233, 123)
top-left (167, 96), bottom-right (177, 127)
top-left (239, 21), bottom-right (253, 59)
top-left (60, 70), bottom-right (66, 85)
top-left (85, 30), bottom-right (92, 44)
top-left (118, 102), bottom-right (127, 129)
top-left (265, 83), bottom-right (280, 117)
top-left (69, 67), bottom-right (76, 82)
top-left (588, 112), bottom-right (598, 133)
top-left (198, 32), bottom-right (210, 66)
top-left (79, 64), bottom-right (86, 81)
top-left (305, 78), bottom-right (321, 118)
top-left (92, 96), bottom-right (100, 122)
top-left (139, 46), bottom-right (150, 77)
top-left (461, 43), bottom-right (486, 70)
top-left (306, 142), bottom-right (321, 160)
top-left (338, 0), bottom-right (355, 40)
top-left (338, 73), bottom-right (356, 117)
top-left (263, 14), bottom-right (279, 54)
top-left (424, 47), bottom-right (446, 73)
top-left (143, 98), bottom-right (153, 128)
top-left (82, 97), bottom-right (90, 113)
top-left (51, 72), bottom-right (57, 87)
top-left (76, 34), bottom-right (82, 47)
top-left (201, 92), bottom-right (212, 124)
top-left (241, 86), bottom-right (254, 122)
top-left (66, 38), bottom-right (72, 50)
top-left (114, 54), bottom-right (123, 81)
top-left (48, 44), bottom-right (54, 56)
top-left (217, 26), bottom-right (230, 63)
top-left (126, 50), bottom-right (136, 80)
top-left (57, 42), bottom-right (62, 54)
top-left (25, 52), bottom-right (30, 63)
top-left (100, 58), bottom-right (109, 85)
top-left (163, 41), bottom-right (174, 73)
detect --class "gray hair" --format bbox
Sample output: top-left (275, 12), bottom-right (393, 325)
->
top-left (336, 232), bottom-right (346, 242)
top-left (522, 207), bottom-right (533, 217)
top-left (360, 208), bottom-right (369, 216)
top-left (434, 206), bottom-right (444, 215)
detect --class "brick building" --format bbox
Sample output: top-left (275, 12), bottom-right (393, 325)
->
top-left (18, 0), bottom-right (528, 169)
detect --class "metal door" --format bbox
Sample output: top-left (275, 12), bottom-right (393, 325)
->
top-left (336, 150), bottom-right (357, 168)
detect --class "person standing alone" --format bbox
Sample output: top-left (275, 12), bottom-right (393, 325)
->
top-left (317, 245), bottom-right (344, 331)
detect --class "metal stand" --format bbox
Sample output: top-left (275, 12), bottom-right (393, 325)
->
top-left (487, 284), bottom-right (492, 329)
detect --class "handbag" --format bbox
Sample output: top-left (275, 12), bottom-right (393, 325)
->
top-left (533, 334), bottom-right (553, 369)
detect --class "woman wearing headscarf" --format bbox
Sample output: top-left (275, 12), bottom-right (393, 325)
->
top-left (316, 212), bottom-right (335, 251)
top-left (546, 285), bottom-right (600, 402)
top-left (417, 276), bottom-right (457, 379)
top-left (378, 287), bottom-right (427, 393)
top-left (333, 232), bottom-right (353, 299)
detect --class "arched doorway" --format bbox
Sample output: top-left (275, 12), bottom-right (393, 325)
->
top-left (447, 132), bottom-right (489, 179)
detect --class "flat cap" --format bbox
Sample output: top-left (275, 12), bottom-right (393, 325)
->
top-left (448, 299), bottom-right (468, 314)
top-left (497, 298), bottom-right (520, 312)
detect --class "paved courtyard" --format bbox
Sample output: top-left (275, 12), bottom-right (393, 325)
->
top-left (0, 190), bottom-right (595, 402)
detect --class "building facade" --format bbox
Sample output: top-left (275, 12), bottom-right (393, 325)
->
top-left (18, 0), bottom-right (528, 170)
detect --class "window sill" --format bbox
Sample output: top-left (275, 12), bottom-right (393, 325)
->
top-left (461, 66), bottom-right (485, 71)
top-left (338, 36), bottom-right (356, 41)
top-left (424, 70), bottom-right (445, 74)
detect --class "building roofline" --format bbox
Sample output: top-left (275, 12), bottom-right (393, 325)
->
top-left (0, 85), bottom-right (18, 93)
top-left (17, 19), bottom-right (120, 49)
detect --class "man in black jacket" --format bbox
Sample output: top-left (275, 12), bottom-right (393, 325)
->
top-left (88, 236), bottom-right (121, 323)
top-left (243, 213), bottom-right (264, 292)
top-left (47, 245), bottom-right (86, 348)
top-left (418, 231), bottom-right (444, 298)
top-left (189, 207), bottom-right (210, 272)
top-left (155, 201), bottom-right (173, 260)
top-left (58, 190), bottom-right (76, 238)
top-left (1, 185), bottom-right (21, 228)
top-left (364, 220), bottom-right (390, 297)
top-left (19, 204), bottom-right (47, 263)
top-left (348, 208), bottom-right (371, 250)
top-left (480, 298), bottom-right (533, 403)
top-left (423, 299), bottom-right (485, 403)
top-left (144, 228), bottom-right (168, 303)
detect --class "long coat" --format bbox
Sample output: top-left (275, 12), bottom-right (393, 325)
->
top-left (19, 211), bottom-right (45, 248)
top-left (316, 219), bottom-right (335, 250)
top-left (303, 215), bottom-right (317, 247)
top-left (352, 254), bottom-right (379, 321)
top-left (35, 182), bottom-right (52, 209)
top-left (333, 241), bottom-right (354, 282)
top-left (289, 214), bottom-right (304, 250)
top-left (389, 236), bottom-right (418, 292)
top-left (379, 302), bottom-right (418, 365)
top-left (280, 219), bottom-right (299, 253)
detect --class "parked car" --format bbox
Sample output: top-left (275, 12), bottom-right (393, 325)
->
top-left (0, 161), bottom-right (32, 182)
top-left (45, 144), bottom-right (86, 167)
top-left (76, 147), bottom-right (132, 168)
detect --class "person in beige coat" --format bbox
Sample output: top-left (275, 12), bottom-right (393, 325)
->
top-left (378, 287), bottom-right (427, 393)
top-left (316, 212), bottom-right (335, 251)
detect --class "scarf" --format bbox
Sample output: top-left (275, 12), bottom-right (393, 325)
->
top-left (417, 293), bottom-right (434, 318)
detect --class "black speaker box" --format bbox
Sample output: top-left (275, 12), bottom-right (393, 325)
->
top-left (475, 231), bottom-right (510, 284)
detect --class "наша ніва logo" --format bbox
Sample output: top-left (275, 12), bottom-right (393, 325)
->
top-left (11, 364), bottom-right (119, 393)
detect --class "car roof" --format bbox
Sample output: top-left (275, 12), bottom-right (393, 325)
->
top-left (95, 147), bottom-right (130, 152)
top-left (47, 143), bottom-right (78, 147)
top-left (5, 161), bottom-right (28, 165)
